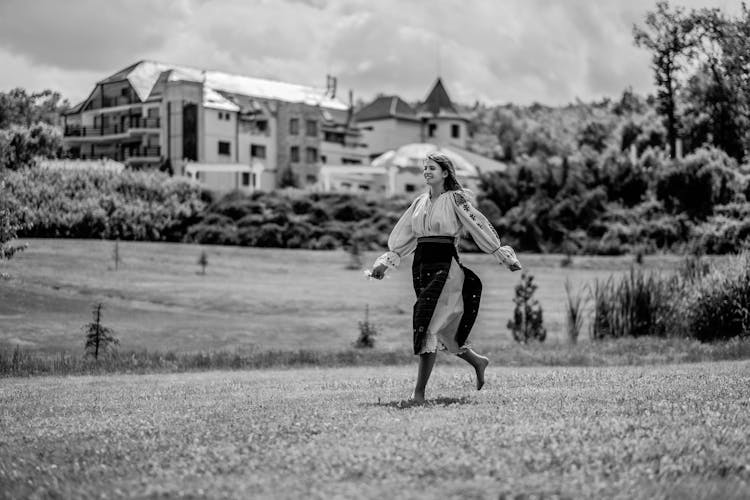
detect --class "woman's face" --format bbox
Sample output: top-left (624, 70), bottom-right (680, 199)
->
top-left (423, 159), bottom-right (448, 187)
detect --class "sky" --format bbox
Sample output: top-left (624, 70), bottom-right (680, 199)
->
top-left (0, 0), bottom-right (742, 107)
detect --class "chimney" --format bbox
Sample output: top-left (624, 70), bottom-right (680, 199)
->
top-left (326, 75), bottom-right (337, 99)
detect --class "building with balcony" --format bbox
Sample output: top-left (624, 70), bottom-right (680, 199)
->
top-left (62, 61), bottom-right (367, 192)
top-left (319, 78), bottom-right (506, 195)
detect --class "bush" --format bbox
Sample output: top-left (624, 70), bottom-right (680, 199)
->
top-left (507, 271), bottom-right (546, 343)
top-left (681, 255), bottom-right (750, 342)
top-left (590, 267), bottom-right (675, 340)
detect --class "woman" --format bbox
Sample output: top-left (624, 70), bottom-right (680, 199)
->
top-left (369, 152), bottom-right (522, 403)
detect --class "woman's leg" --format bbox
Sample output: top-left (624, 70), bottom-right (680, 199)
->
top-left (411, 351), bottom-right (437, 402)
top-left (457, 348), bottom-right (489, 390)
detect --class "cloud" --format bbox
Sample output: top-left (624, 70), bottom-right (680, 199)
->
top-left (0, 0), bottom-right (743, 105)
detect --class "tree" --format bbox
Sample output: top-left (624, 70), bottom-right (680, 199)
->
top-left (0, 181), bottom-right (27, 262)
top-left (0, 88), bottom-right (68, 129)
top-left (84, 303), bottom-right (119, 359)
top-left (507, 271), bottom-right (546, 343)
top-left (198, 249), bottom-right (208, 274)
top-left (0, 123), bottom-right (63, 170)
top-left (633, 1), bottom-right (698, 159)
top-left (279, 164), bottom-right (298, 188)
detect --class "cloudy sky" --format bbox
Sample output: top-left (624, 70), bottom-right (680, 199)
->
top-left (0, 0), bottom-right (741, 107)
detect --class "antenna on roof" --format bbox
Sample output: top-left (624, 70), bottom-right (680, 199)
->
top-left (436, 40), bottom-right (442, 78)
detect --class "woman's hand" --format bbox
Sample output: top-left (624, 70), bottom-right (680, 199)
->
top-left (508, 261), bottom-right (522, 272)
top-left (370, 263), bottom-right (388, 280)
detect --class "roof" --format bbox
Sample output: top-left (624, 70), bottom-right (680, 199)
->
top-left (203, 87), bottom-right (240, 112)
top-left (354, 95), bottom-right (419, 122)
top-left (93, 60), bottom-right (349, 110)
top-left (369, 143), bottom-right (507, 177)
top-left (417, 78), bottom-right (465, 119)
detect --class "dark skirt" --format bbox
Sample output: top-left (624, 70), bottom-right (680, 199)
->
top-left (411, 236), bottom-right (482, 355)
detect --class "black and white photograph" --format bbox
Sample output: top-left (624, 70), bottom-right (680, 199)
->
top-left (1, 0), bottom-right (749, 498)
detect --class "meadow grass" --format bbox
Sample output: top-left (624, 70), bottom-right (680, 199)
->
top-left (0, 239), bottom-right (687, 357)
top-left (1, 362), bottom-right (748, 499)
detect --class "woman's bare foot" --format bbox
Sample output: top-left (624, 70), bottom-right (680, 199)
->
top-left (475, 356), bottom-right (489, 390)
top-left (410, 391), bottom-right (425, 404)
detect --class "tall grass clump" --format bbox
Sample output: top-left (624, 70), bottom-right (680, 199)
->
top-left (680, 254), bottom-right (750, 342)
top-left (564, 278), bottom-right (587, 344)
top-left (590, 267), bottom-right (675, 340)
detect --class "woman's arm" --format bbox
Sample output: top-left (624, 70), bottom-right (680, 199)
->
top-left (370, 196), bottom-right (421, 277)
top-left (451, 191), bottom-right (521, 271)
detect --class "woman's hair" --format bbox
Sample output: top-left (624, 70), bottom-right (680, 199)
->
top-left (426, 152), bottom-right (463, 192)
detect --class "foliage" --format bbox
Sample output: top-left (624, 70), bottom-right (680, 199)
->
top-left (507, 271), bottom-right (546, 343)
top-left (198, 250), bottom-right (208, 275)
top-left (0, 180), bottom-right (27, 261)
top-left (354, 304), bottom-right (378, 348)
top-left (83, 303), bottom-right (119, 359)
top-left (564, 278), bottom-right (587, 344)
top-left (680, 254), bottom-right (750, 342)
top-left (0, 123), bottom-right (63, 170)
top-left (4, 167), bottom-right (207, 241)
top-left (0, 88), bottom-right (68, 129)
top-left (590, 267), bottom-right (676, 340)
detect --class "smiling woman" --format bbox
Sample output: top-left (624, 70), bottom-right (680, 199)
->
top-left (368, 152), bottom-right (522, 403)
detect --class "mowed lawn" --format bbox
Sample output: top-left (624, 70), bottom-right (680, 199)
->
top-left (1, 361), bottom-right (749, 499)
top-left (0, 239), bottom-right (685, 355)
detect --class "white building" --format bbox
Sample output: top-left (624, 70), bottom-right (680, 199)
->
top-left (62, 60), bottom-right (367, 193)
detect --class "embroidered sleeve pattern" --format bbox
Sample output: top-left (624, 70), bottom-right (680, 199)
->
top-left (452, 191), bottom-right (521, 271)
top-left (374, 251), bottom-right (401, 270)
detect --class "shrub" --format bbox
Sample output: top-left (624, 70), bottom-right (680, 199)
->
top-left (681, 255), bottom-right (750, 342)
top-left (354, 304), bottom-right (378, 348)
top-left (507, 271), bottom-right (546, 343)
top-left (254, 223), bottom-right (285, 248)
top-left (564, 279), bottom-right (587, 344)
top-left (84, 303), bottom-right (118, 359)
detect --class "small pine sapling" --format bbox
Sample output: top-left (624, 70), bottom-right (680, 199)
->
top-left (198, 249), bottom-right (208, 275)
top-left (507, 271), bottom-right (547, 343)
top-left (112, 240), bottom-right (120, 271)
top-left (84, 303), bottom-right (119, 359)
top-left (354, 304), bottom-right (378, 348)
top-left (346, 239), bottom-right (363, 270)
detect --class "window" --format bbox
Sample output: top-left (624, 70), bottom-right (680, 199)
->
top-left (359, 185), bottom-right (370, 191)
top-left (306, 147), bottom-right (318, 163)
top-left (306, 120), bottom-right (318, 137)
top-left (451, 124), bottom-right (460, 139)
top-left (218, 112), bottom-right (223, 120)
top-left (218, 141), bottom-right (231, 155)
top-left (405, 183), bottom-right (416, 192)
top-left (324, 131), bottom-right (345, 144)
top-left (120, 88), bottom-right (128, 97)
top-left (226, 112), bottom-right (231, 121)
top-left (255, 120), bottom-right (268, 133)
top-left (289, 118), bottom-right (299, 135)
top-left (306, 174), bottom-right (317, 184)
top-left (320, 155), bottom-right (327, 164)
top-left (241, 172), bottom-right (250, 186)
top-left (250, 144), bottom-right (266, 159)
top-left (428, 123), bottom-right (437, 138)
top-left (290, 146), bottom-right (300, 162)
top-left (342, 158), bottom-right (362, 165)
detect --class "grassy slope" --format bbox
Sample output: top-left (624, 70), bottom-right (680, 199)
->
top-left (1, 362), bottom-right (748, 499)
top-left (0, 239), bottom-right (685, 355)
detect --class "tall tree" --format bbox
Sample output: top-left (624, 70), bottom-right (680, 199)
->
top-left (0, 88), bottom-right (68, 129)
top-left (634, 1), bottom-right (697, 159)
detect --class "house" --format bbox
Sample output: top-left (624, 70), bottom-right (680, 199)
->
top-left (62, 61), bottom-right (368, 192)
top-left (318, 78), bottom-right (506, 195)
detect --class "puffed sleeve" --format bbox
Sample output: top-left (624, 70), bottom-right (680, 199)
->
top-left (373, 196), bottom-right (421, 270)
top-left (451, 191), bottom-right (521, 270)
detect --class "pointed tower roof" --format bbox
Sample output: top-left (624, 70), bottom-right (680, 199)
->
top-left (418, 78), bottom-right (463, 119)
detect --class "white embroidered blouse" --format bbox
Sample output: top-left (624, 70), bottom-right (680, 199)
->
top-left (374, 190), bottom-right (521, 271)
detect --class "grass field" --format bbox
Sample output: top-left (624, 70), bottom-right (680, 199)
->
top-left (1, 361), bottom-right (748, 499)
top-left (0, 239), bottom-right (688, 356)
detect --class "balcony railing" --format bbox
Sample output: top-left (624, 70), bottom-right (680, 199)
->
top-left (71, 146), bottom-right (161, 163)
top-left (64, 118), bottom-right (160, 137)
top-left (102, 96), bottom-right (137, 108)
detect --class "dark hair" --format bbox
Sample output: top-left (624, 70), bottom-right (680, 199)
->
top-left (426, 152), bottom-right (463, 191)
